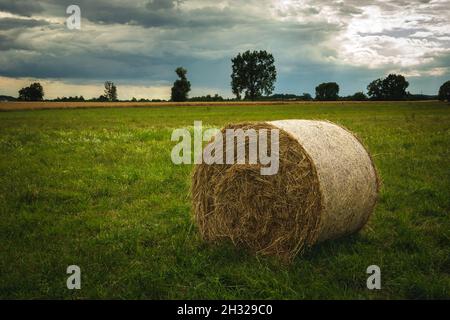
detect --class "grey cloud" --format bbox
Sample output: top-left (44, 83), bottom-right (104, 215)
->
top-left (17, 0), bottom-right (247, 29)
top-left (146, 0), bottom-right (179, 11)
top-left (419, 51), bottom-right (450, 70)
top-left (0, 48), bottom-right (174, 79)
top-left (0, 34), bottom-right (30, 50)
top-left (336, 2), bottom-right (363, 15)
top-left (0, 0), bottom-right (44, 16)
top-left (0, 17), bottom-right (50, 30)
top-left (303, 7), bottom-right (320, 15)
top-left (359, 28), bottom-right (428, 38)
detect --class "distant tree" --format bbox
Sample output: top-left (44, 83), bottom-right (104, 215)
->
top-left (90, 95), bottom-right (108, 102)
top-left (171, 67), bottom-right (191, 102)
top-left (262, 93), bottom-right (312, 101)
top-left (18, 82), bottom-right (44, 101)
top-left (367, 74), bottom-right (409, 100)
top-left (315, 82), bottom-right (339, 101)
top-left (231, 50), bottom-right (277, 100)
top-left (212, 93), bottom-right (224, 101)
top-left (104, 81), bottom-right (118, 101)
top-left (438, 81), bottom-right (450, 101)
top-left (190, 94), bottom-right (224, 102)
top-left (53, 95), bottom-right (85, 102)
top-left (350, 91), bottom-right (368, 101)
top-left (302, 93), bottom-right (313, 101)
top-left (131, 97), bottom-right (137, 102)
top-left (406, 94), bottom-right (437, 101)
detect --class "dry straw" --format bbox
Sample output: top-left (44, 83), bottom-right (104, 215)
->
top-left (191, 120), bottom-right (379, 261)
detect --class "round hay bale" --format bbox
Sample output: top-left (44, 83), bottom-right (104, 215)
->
top-left (191, 120), bottom-right (379, 261)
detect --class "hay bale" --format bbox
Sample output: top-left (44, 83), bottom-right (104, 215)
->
top-left (191, 120), bottom-right (379, 261)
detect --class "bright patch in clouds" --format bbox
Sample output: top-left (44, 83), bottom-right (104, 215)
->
top-left (340, 3), bottom-right (450, 69)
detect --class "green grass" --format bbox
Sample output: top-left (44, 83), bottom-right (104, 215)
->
top-left (0, 101), bottom-right (449, 299)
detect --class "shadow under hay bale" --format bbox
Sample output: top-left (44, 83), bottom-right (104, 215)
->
top-left (191, 120), bottom-right (379, 262)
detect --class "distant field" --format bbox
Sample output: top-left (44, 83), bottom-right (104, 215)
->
top-left (0, 101), bottom-right (449, 299)
top-left (0, 100), bottom-right (314, 111)
top-left (0, 100), bottom-right (403, 111)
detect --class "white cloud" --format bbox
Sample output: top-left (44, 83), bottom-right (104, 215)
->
top-left (334, 2), bottom-right (450, 72)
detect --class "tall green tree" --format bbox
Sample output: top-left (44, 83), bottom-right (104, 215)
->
top-left (438, 81), bottom-right (450, 101)
top-left (104, 81), bottom-right (118, 101)
top-left (231, 50), bottom-right (277, 100)
top-left (18, 82), bottom-right (44, 101)
top-left (171, 67), bottom-right (191, 102)
top-left (315, 82), bottom-right (339, 101)
top-left (367, 74), bottom-right (409, 100)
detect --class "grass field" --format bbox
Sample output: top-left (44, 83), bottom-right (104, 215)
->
top-left (0, 101), bottom-right (449, 299)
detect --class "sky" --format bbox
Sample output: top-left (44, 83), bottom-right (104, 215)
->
top-left (0, 0), bottom-right (449, 100)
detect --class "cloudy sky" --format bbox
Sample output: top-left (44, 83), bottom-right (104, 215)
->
top-left (0, 0), bottom-right (449, 99)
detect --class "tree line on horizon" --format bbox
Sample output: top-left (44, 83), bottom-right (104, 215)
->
top-left (5, 50), bottom-right (450, 103)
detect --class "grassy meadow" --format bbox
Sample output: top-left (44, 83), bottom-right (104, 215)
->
top-left (0, 101), bottom-right (449, 299)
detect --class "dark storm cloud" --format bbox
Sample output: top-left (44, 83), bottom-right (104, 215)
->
top-left (0, 36), bottom-right (194, 81)
top-left (146, 0), bottom-right (179, 11)
top-left (97, 7), bottom-right (241, 28)
top-left (0, 0), bottom-right (44, 16)
top-left (84, 4), bottom-right (247, 29)
top-left (7, 0), bottom-right (247, 29)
